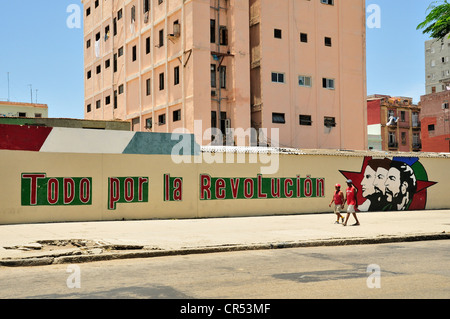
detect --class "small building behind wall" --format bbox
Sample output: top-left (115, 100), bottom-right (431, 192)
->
top-left (0, 101), bottom-right (48, 118)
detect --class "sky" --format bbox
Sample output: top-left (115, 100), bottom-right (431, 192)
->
top-left (0, 0), bottom-right (435, 119)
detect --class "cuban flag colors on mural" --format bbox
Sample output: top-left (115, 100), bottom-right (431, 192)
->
top-left (340, 157), bottom-right (437, 212)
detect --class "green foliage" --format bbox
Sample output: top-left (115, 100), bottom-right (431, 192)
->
top-left (417, 1), bottom-right (450, 40)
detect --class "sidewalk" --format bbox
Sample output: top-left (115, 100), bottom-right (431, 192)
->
top-left (1, 210), bottom-right (449, 267)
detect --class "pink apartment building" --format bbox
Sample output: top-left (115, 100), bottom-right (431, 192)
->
top-left (82, 0), bottom-right (367, 150)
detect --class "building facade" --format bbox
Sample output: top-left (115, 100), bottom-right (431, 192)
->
top-left (82, 0), bottom-right (367, 150)
top-left (419, 91), bottom-right (450, 153)
top-left (367, 95), bottom-right (421, 152)
top-left (0, 101), bottom-right (48, 118)
top-left (249, 0), bottom-right (367, 150)
top-left (425, 37), bottom-right (450, 95)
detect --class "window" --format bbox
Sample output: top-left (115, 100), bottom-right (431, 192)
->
top-left (146, 78), bottom-right (151, 96)
top-left (174, 66), bottom-right (180, 86)
top-left (298, 76), bottom-right (312, 87)
top-left (272, 113), bottom-right (286, 124)
top-left (118, 46), bottom-right (124, 57)
top-left (145, 118), bottom-right (152, 129)
top-left (274, 29), bottom-right (282, 39)
top-left (428, 124), bottom-right (435, 132)
top-left (158, 0), bottom-right (163, 4)
top-left (96, 100), bottom-right (101, 109)
top-left (443, 101), bottom-right (449, 109)
top-left (173, 109), bottom-right (181, 122)
top-left (132, 45), bottom-right (137, 61)
top-left (105, 25), bottom-right (110, 40)
top-left (35, 113), bottom-right (42, 118)
top-left (143, 0), bottom-right (150, 13)
top-left (146, 37), bottom-right (151, 54)
top-left (18, 112), bottom-right (26, 117)
top-left (86, 7), bottom-right (91, 17)
top-left (387, 109), bottom-right (395, 121)
top-left (322, 78), bottom-right (335, 89)
top-left (105, 59), bottom-right (110, 69)
top-left (299, 115), bottom-right (312, 126)
top-left (401, 132), bottom-right (407, 145)
top-left (95, 32), bottom-right (101, 41)
top-left (117, 9), bottom-right (123, 20)
top-left (95, 0), bottom-right (99, 8)
top-left (219, 26), bottom-right (228, 45)
top-left (114, 90), bottom-right (118, 109)
top-left (159, 72), bottom-right (165, 90)
top-left (210, 20), bottom-right (216, 43)
top-left (158, 114), bottom-right (166, 125)
top-left (113, 18), bottom-right (117, 36)
top-left (105, 95), bottom-right (111, 105)
top-left (96, 64), bottom-right (101, 74)
top-left (388, 132), bottom-right (397, 147)
top-left (118, 84), bottom-right (124, 94)
top-left (114, 53), bottom-right (118, 72)
top-left (211, 64), bottom-right (217, 88)
top-left (87, 104), bottom-right (91, 113)
top-left (219, 66), bottom-right (226, 88)
top-left (324, 37), bottom-right (332, 47)
top-left (87, 70), bottom-right (92, 79)
top-left (131, 5), bottom-right (136, 23)
top-left (400, 111), bottom-right (406, 122)
top-left (324, 116), bottom-right (336, 128)
top-left (159, 29), bottom-right (164, 47)
top-left (300, 33), bottom-right (308, 43)
top-left (86, 39), bottom-right (91, 48)
top-left (272, 72), bottom-right (285, 83)
top-left (321, 0), bottom-right (334, 5)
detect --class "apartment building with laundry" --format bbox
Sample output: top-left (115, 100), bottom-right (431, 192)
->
top-left (367, 95), bottom-right (421, 152)
top-left (82, 0), bottom-right (367, 150)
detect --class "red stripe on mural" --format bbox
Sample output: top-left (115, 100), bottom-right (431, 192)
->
top-left (0, 124), bottom-right (53, 151)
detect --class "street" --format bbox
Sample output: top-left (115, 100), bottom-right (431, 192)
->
top-left (1, 240), bottom-right (450, 299)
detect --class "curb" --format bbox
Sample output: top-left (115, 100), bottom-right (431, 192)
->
top-left (1, 232), bottom-right (449, 267)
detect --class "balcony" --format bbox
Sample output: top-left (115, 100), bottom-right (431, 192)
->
top-left (388, 142), bottom-right (398, 149)
top-left (412, 143), bottom-right (422, 151)
top-left (412, 121), bottom-right (421, 130)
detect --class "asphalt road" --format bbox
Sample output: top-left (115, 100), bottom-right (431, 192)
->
top-left (1, 240), bottom-right (450, 300)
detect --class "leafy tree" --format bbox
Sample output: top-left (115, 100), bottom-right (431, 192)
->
top-left (417, 1), bottom-right (450, 40)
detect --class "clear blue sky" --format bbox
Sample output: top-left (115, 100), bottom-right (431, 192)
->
top-left (0, 0), bottom-right (435, 119)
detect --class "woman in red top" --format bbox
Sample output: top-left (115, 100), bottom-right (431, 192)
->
top-left (329, 184), bottom-right (345, 224)
top-left (343, 180), bottom-right (360, 226)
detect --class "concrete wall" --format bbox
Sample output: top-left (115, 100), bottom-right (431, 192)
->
top-left (0, 147), bottom-right (448, 225)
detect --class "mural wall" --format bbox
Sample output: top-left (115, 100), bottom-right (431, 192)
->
top-left (0, 124), bottom-right (449, 225)
top-left (340, 157), bottom-right (437, 212)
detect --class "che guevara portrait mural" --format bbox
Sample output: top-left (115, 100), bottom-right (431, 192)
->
top-left (340, 157), bottom-right (437, 212)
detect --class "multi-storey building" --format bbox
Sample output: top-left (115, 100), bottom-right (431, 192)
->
top-left (249, 0), bottom-right (367, 150)
top-left (424, 36), bottom-right (450, 95)
top-left (0, 101), bottom-right (48, 118)
top-left (82, 0), bottom-right (367, 150)
top-left (419, 91), bottom-right (450, 153)
top-left (367, 95), bottom-right (422, 152)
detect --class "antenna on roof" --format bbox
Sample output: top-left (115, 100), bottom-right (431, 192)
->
top-left (7, 72), bottom-right (10, 101)
top-left (28, 84), bottom-right (33, 103)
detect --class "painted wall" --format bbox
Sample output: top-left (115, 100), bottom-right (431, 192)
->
top-left (0, 124), bottom-right (447, 225)
top-left (1, 148), bottom-right (448, 225)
